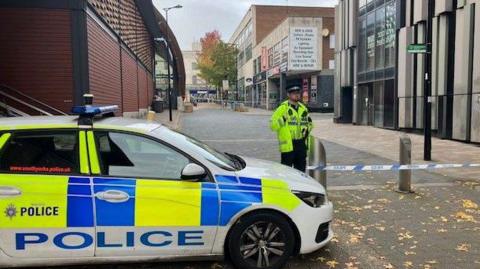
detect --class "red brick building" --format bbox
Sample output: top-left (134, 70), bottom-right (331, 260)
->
top-left (0, 0), bottom-right (185, 116)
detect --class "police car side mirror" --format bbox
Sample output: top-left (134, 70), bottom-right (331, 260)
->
top-left (181, 163), bottom-right (207, 181)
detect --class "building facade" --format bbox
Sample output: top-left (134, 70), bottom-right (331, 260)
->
top-left (335, 0), bottom-right (480, 143)
top-left (230, 5), bottom-right (335, 110)
top-left (0, 0), bottom-right (185, 117)
top-left (182, 43), bottom-right (215, 100)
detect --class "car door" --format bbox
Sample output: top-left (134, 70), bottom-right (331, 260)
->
top-left (0, 130), bottom-right (95, 258)
top-left (88, 130), bottom-right (219, 257)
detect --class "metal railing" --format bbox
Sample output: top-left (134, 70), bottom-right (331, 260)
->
top-left (0, 84), bottom-right (67, 116)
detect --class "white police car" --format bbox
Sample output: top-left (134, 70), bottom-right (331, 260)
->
top-left (0, 105), bottom-right (333, 269)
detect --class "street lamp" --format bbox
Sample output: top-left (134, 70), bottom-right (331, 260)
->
top-left (162, 4), bottom-right (182, 122)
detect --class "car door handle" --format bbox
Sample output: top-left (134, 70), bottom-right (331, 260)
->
top-left (95, 190), bottom-right (130, 203)
top-left (0, 186), bottom-right (22, 197)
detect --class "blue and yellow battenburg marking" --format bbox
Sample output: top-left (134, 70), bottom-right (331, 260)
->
top-left (0, 175), bottom-right (301, 228)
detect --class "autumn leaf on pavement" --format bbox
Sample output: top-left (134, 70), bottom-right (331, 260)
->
top-left (455, 211), bottom-right (476, 222)
top-left (326, 259), bottom-right (339, 268)
top-left (348, 234), bottom-right (361, 244)
top-left (403, 261), bottom-right (413, 268)
top-left (397, 232), bottom-right (414, 241)
top-left (456, 243), bottom-right (471, 252)
top-left (462, 199), bottom-right (478, 209)
top-left (345, 262), bottom-right (358, 269)
top-left (384, 263), bottom-right (394, 269)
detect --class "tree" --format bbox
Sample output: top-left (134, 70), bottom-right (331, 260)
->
top-left (197, 31), bottom-right (237, 91)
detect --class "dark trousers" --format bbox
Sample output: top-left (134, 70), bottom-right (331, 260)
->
top-left (281, 139), bottom-right (307, 172)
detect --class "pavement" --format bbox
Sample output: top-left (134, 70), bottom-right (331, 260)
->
top-left (55, 103), bottom-right (479, 269)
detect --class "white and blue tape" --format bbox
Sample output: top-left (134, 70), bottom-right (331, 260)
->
top-left (307, 163), bottom-right (480, 172)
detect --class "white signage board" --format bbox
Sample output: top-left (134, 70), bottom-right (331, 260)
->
top-left (222, 80), bottom-right (229, 90)
top-left (288, 27), bottom-right (318, 70)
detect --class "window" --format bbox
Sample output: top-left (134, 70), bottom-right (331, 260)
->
top-left (375, 6), bottom-right (385, 69)
top-left (0, 131), bottom-right (79, 174)
top-left (358, 17), bottom-right (367, 73)
top-left (192, 75), bottom-right (197, 85)
top-left (329, 60), bottom-right (335, 69)
top-left (192, 62), bottom-right (198, 70)
top-left (245, 44), bottom-right (253, 61)
top-left (385, 1), bottom-right (396, 67)
top-left (329, 34), bottom-right (336, 49)
top-left (366, 12), bottom-right (376, 71)
top-left (95, 132), bottom-right (190, 180)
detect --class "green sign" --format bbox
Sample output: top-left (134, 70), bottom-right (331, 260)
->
top-left (407, 44), bottom-right (429, 54)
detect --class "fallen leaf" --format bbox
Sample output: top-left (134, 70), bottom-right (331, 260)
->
top-left (456, 243), bottom-right (471, 252)
top-left (404, 261), bottom-right (413, 268)
top-left (326, 260), bottom-right (339, 268)
top-left (384, 263), bottom-right (394, 269)
top-left (462, 199), bottom-right (478, 209)
top-left (455, 212), bottom-right (476, 222)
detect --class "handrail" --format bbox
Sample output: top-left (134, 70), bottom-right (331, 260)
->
top-left (0, 91), bottom-right (52, 116)
top-left (0, 84), bottom-right (67, 115)
top-left (0, 101), bottom-right (30, 117)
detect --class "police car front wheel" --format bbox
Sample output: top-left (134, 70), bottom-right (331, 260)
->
top-left (228, 212), bottom-right (295, 269)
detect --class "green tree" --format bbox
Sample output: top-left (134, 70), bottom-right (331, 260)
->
top-left (197, 31), bottom-right (237, 91)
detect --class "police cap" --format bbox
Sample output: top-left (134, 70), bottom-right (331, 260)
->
top-left (286, 86), bottom-right (301, 93)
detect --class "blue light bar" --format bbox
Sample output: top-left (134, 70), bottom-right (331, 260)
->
top-left (72, 105), bottom-right (119, 116)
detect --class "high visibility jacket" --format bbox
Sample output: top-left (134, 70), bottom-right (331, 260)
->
top-left (270, 100), bottom-right (313, 153)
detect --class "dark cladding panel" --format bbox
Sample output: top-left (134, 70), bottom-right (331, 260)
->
top-left (0, 8), bottom-right (73, 112)
top-left (87, 14), bottom-right (122, 112)
top-left (138, 66), bottom-right (149, 110)
top-left (121, 49), bottom-right (139, 113)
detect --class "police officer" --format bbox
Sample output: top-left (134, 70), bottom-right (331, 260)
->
top-left (270, 86), bottom-right (313, 172)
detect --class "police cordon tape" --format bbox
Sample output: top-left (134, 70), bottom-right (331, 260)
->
top-left (307, 163), bottom-right (480, 172)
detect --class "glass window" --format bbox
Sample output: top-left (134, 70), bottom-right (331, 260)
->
top-left (329, 60), bottom-right (335, 69)
top-left (268, 48), bottom-right (273, 68)
top-left (366, 12), bottom-right (376, 71)
top-left (375, 7), bottom-right (385, 69)
top-left (0, 131), bottom-right (79, 174)
top-left (157, 128), bottom-right (240, 171)
top-left (367, 0), bottom-right (375, 12)
top-left (374, 81), bottom-right (384, 127)
top-left (329, 34), bottom-right (336, 49)
top-left (95, 132), bottom-right (191, 180)
top-left (385, 1), bottom-right (396, 67)
top-left (358, 17), bottom-right (367, 73)
top-left (359, 0), bottom-right (367, 16)
top-left (192, 75), bottom-right (197, 85)
top-left (245, 44), bottom-right (253, 61)
top-left (192, 62), bottom-right (198, 70)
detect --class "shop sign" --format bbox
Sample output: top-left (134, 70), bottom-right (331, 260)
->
top-left (253, 71), bottom-right (266, 84)
top-left (302, 78), bottom-right (309, 103)
top-left (289, 27), bottom-right (318, 70)
top-left (310, 75), bottom-right (317, 104)
top-left (267, 66), bottom-right (280, 77)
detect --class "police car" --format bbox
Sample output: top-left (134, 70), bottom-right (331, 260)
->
top-left (0, 104), bottom-right (333, 269)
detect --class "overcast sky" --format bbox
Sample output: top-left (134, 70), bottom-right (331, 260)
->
top-left (152, 0), bottom-right (338, 50)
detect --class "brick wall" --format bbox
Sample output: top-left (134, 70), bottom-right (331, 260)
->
top-left (0, 8), bottom-right (73, 112)
top-left (87, 15), bottom-right (122, 112)
top-left (88, 0), bottom-right (153, 71)
top-left (322, 17), bottom-right (335, 69)
top-left (121, 49), bottom-right (139, 112)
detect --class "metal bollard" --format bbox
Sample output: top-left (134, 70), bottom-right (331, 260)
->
top-left (398, 135), bottom-right (413, 193)
top-left (308, 137), bottom-right (327, 189)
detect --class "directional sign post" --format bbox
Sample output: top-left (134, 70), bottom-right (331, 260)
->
top-left (407, 44), bottom-right (429, 54)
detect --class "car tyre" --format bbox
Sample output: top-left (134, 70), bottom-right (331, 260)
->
top-left (228, 212), bottom-right (295, 269)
